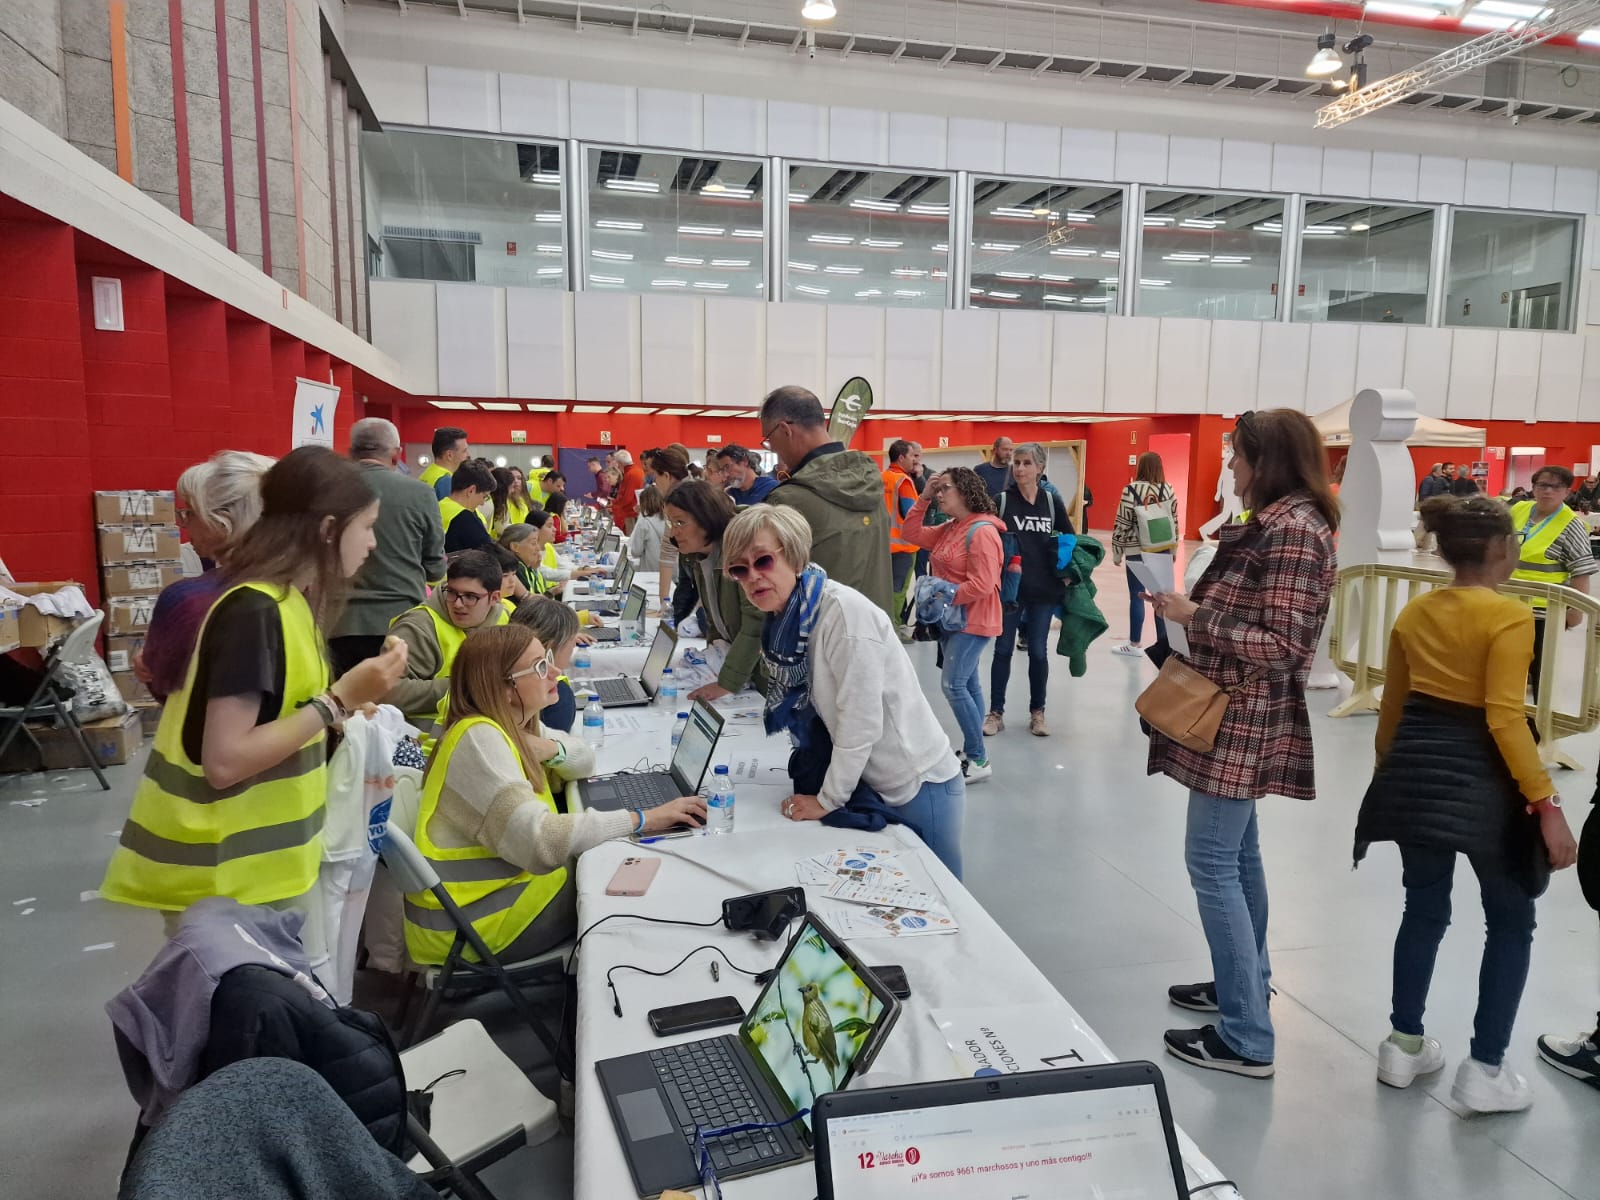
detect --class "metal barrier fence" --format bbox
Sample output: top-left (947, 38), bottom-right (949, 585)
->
top-left (1327, 563), bottom-right (1600, 770)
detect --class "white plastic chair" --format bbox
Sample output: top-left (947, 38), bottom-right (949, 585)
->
top-left (0, 611), bottom-right (110, 790)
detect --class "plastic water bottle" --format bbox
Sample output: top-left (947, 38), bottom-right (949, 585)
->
top-left (573, 642), bottom-right (591, 672)
top-left (707, 765), bottom-right (735, 835)
top-left (581, 693), bottom-right (606, 748)
top-left (659, 668), bottom-right (678, 708)
top-left (671, 711), bottom-right (689, 751)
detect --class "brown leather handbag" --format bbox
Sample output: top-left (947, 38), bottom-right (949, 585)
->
top-left (1135, 658), bottom-right (1264, 752)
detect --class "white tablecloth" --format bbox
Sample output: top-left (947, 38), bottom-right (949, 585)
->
top-left (563, 655), bottom-right (1242, 1199)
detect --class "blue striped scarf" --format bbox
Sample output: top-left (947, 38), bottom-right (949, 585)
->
top-left (761, 564), bottom-right (828, 744)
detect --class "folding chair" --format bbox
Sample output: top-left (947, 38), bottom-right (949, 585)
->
top-left (402, 1018), bottom-right (560, 1200)
top-left (377, 824), bottom-right (568, 1058)
top-left (0, 611), bottom-right (111, 791)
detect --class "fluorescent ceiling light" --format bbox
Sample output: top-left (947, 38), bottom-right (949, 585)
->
top-left (996, 270), bottom-right (1035, 279)
top-left (1102, 250), bottom-right (1121, 258)
top-left (590, 248), bottom-right (633, 260)
top-left (1140, 278), bottom-right (1172, 287)
top-left (1043, 294), bottom-right (1076, 304)
top-left (537, 243), bottom-right (563, 253)
top-left (850, 198), bottom-right (901, 212)
top-left (1579, 28), bottom-right (1600, 45)
top-left (1362, 0), bottom-right (1446, 15)
top-left (536, 267), bottom-right (563, 276)
top-left (479, 402), bottom-right (523, 411)
top-left (931, 269), bottom-right (948, 279)
top-left (801, 0), bottom-right (837, 19)
top-left (693, 281), bottom-right (730, 289)
top-left (1163, 253), bottom-right (1210, 261)
top-left (1100, 277), bottom-right (1122, 284)
top-left (1142, 217), bottom-right (1175, 228)
top-left (1459, 10), bottom-right (1520, 27)
top-left (1038, 273), bottom-right (1077, 282)
top-left (1050, 247), bottom-right (1097, 257)
top-left (678, 224), bottom-right (726, 236)
top-left (535, 213), bottom-right (562, 223)
top-left (808, 233), bottom-right (854, 245)
top-left (528, 172), bottom-right (560, 184)
top-left (1067, 211), bottom-right (1094, 222)
top-left (1212, 255), bottom-right (1253, 263)
top-left (855, 288), bottom-right (884, 297)
top-left (524, 403), bottom-right (566, 412)
top-left (588, 274), bottom-right (624, 285)
top-left (787, 261), bottom-right (819, 272)
top-left (1257, 222), bottom-right (1283, 233)
top-left (794, 284), bottom-right (830, 295)
top-left (1181, 218), bottom-right (1225, 229)
top-left (1303, 224), bottom-right (1347, 234)
top-left (731, 228), bottom-right (764, 239)
top-left (711, 258), bottom-right (751, 267)
top-left (1079, 297), bottom-right (1110, 306)
top-left (990, 206), bottom-right (1040, 218)
top-left (931, 242), bottom-right (950, 253)
top-left (1350, 222), bottom-right (1371, 232)
top-left (893, 289), bottom-right (924, 298)
top-left (572, 405), bottom-right (613, 413)
top-left (891, 268), bottom-right (928, 277)
top-left (970, 287), bottom-right (985, 295)
top-left (664, 255), bottom-right (705, 266)
top-left (651, 279), bottom-right (688, 287)
top-left (603, 179), bottom-right (660, 192)
top-left (861, 238), bottom-right (904, 248)
top-left (429, 400), bottom-right (476, 409)
top-left (594, 219), bottom-right (643, 231)
top-left (980, 242), bottom-right (1021, 252)
top-left (987, 292), bottom-right (1021, 300)
top-left (657, 407), bottom-right (701, 415)
top-left (615, 407), bottom-right (658, 414)
top-left (788, 192), bottom-right (811, 203)
top-left (907, 203), bottom-right (950, 215)
top-left (824, 265), bottom-right (864, 274)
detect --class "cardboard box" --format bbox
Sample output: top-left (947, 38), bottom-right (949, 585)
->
top-left (101, 561), bottom-right (184, 596)
top-left (0, 606), bottom-right (19, 654)
top-left (135, 703), bottom-right (162, 736)
top-left (95, 490), bottom-right (177, 525)
top-left (112, 670), bottom-right (154, 706)
top-left (104, 634), bottom-right (147, 675)
top-left (0, 710), bottom-right (144, 773)
top-left (97, 525), bottom-right (182, 566)
top-left (6, 582), bottom-right (84, 648)
top-left (106, 594), bottom-right (158, 635)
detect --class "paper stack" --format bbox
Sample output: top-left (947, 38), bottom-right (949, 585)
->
top-left (795, 847), bottom-right (958, 938)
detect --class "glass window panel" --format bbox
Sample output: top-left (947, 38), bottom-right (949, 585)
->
top-left (1446, 210), bottom-right (1579, 331)
top-left (785, 166), bottom-right (951, 307)
top-left (361, 129), bottom-right (564, 287)
top-left (584, 148), bottom-right (765, 297)
top-left (1295, 201), bottom-right (1433, 324)
top-left (969, 180), bottom-right (1124, 312)
top-left (1137, 190), bottom-right (1283, 319)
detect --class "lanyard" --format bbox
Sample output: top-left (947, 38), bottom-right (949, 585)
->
top-left (1520, 509), bottom-right (1561, 547)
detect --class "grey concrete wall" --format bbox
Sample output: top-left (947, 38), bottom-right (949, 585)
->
top-left (126, 0), bottom-right (180, 216)
top-left (222, 0), bottom-right (263, 270)
top-left (0, 0), bottom-right (65, 141)
top-left (61, 0), bottom-right (115, 171)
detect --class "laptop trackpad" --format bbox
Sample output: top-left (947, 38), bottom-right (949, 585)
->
top-left (617, 1089), bottom-right (674, 1141)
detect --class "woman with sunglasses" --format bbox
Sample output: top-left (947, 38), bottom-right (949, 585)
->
top-left (405, 625), bottom-right (707, 964)
top-left (664, 480), bottom-right (768, 703)
top-left (1145, 409), bottom-right (1339, 1081)
top-left (721, 505), bottom-right (966, 878)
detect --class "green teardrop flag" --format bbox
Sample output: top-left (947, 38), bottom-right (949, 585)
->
top-left (826, 377), bottom-right (874, 448)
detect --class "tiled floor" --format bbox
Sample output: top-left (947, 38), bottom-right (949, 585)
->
top-left (4, 547), bottom-right (1597, 1199)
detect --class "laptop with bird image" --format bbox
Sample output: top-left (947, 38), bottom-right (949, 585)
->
top-left (596, 912), bottom-right (902, 1197)
top-left (585, 583), bottom-right (646, 643)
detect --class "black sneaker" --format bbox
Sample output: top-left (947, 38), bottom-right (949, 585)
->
top-left (1168, 981), bottom-right (1219, 1012)
top-left (1164, 1025), bottom-right (1274, 1079)
top-left (1537, 1017), bottom-right (1600, 1090)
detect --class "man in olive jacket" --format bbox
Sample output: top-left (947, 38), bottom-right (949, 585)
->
top-left (759, 385), bottom-right (894, 621)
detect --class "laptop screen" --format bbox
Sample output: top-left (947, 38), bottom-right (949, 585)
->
top-left (639, 625), bottom-right (674, 696)
top-left (619, 585), bottom-right (646, 625)
top-left (668, 699), bottom-right (720, 795)
top-left (739, 918), bottom-right (890, 1132)
top-left (821, 1083), bottom-right (1180, 1199)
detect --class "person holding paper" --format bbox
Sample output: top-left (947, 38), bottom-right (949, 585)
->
top-left (1111, 451), bottom-right (1178, 660)
top-left (1145, 410), bottom-right (1338, 1081)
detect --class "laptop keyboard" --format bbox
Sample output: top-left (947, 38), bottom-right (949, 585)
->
top-left (604, 772), bottom-right (673, 812)
top-left (593, 677), bottom-right (645, 706)
top-left (649, 1040), bottom-right (791, 1172)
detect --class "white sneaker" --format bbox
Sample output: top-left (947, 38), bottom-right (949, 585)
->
top-left (1377, 1036), bottom-right (1446, 1088)
top-left (1451, 1056), bottom-right (1533, 1113)
top-left (1111, 642), bottom-right (1144, 657)
top-left (962, 757), bottom-right (993, 784)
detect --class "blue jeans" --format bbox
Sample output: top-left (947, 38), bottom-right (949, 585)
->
top-left (1390, 844), bottom-right (1537, 1067)
top-left (1185, 792), bottom-right (1274, 1062)
top-left (990, 602), bottom-right (1054, 715)
top-left (1124, 556), bottom-right (1170, 650)
top-left (897, 773), bottom-right (966, 880)
top-left (941, 632), bottom-right (991, 762)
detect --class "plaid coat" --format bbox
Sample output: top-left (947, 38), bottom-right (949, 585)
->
top-left (1147, 491), bottom-right (1337, 801)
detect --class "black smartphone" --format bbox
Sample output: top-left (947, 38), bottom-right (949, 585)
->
top-left (721, 886), bottom-right (806, 941)
top-left (648, 996), bottom-right (745, 1037)
top-left (866, 964), bottom-right (911, 1000)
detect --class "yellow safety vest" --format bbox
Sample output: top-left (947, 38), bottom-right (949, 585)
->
top-left (528, 468), bottom-right (550, 507)
top-left (100, 583), bottom-right (330, 910)
top-left (439, 495), bottom-right (489, 537)
top-left (1511, 500), bottom-right (1579, 611)
top-left (395, 601), bottom-right (509, 753)
top-left (403, 717), bottom-right (567, 965)
top-left (419, 463), bottom-right (448, 493)
top-left (507, 498), bottom-right (530, 529)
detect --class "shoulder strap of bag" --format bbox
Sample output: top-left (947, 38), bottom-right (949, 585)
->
top-left (997, 492), bottom-right (1007, 518)
top-left (1223, 666), bottom-right (1269, 694)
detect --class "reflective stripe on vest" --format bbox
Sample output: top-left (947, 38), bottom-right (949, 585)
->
top-left (1511, 499), bottom-right (1579, 610)
top-left (402, 716), bottom-right (566, 965)
top-left (99, 582), bottom-right (329, 910)
top-left (882, 468), bottom-right (918, 555)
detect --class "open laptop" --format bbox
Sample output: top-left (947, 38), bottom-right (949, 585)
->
top-left (597, 912), bottom-right (902, 1198)
top-left (812, 1060), bottom-right (1189, 1200)
top-left (586, 583), bottom-right (646, 643)
top-left (584, 622), bottom-right (675, 708)
top-left (591, 542), bottom-right (629, 590)
top-left (579, 697), bottom-right (724, 816)
top-left (572, 557), bottom-right (634, 613)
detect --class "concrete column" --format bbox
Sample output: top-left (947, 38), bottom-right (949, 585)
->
top-left (258, 0), bottom-right (299, 293)
top-left (61, 0), bottom-right (117, 170)
top-left (125, 0), bottom-right (181, 215)
top-left (0, 0), bottom-right (66, 140)
top-left (224, 0), bottom-right (263, 268)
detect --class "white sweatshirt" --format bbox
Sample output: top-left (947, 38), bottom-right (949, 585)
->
top-left (808, 580), bottom-right (962, 811)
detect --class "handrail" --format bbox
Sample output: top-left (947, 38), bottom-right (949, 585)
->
top-left (1327, 563), bottom-right (1600, 769)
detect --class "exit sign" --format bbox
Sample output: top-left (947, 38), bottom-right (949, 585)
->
top-left (510, 430), bottom-right (527, 444)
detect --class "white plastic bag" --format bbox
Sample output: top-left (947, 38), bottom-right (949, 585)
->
top-left (1183, 543), bottom-right (1217, 595)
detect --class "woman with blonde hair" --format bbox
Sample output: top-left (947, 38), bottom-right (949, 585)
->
top-left (402, 625), bottom-right (705, 963)
top-left (137, 449), bottom-right (275, 701)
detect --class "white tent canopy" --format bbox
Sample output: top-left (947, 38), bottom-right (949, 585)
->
top-left (1312, 397), bottom-right (1485, 448)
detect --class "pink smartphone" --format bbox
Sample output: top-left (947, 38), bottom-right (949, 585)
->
top-left (605, 856), bottom-right (661, 897)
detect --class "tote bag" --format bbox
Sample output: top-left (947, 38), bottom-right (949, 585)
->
top-left (1128, 483), bottom-right (1177, 553)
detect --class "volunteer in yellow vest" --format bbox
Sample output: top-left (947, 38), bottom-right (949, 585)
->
top-left (403, 625), bottom-right (706, 964)
top-left (489, 466), bottom-right (530, 538)
top-left (440, 460), bottom-right (496, 554)
top-left (101, 447), bottom-right (409, 929)
top-left (526, 454), bottom-right (555, 506)
top-left (384, 549), bottom-right (509, 731)
top-left (882, 439), bottom-right (922, 636)
top-left (419, 426), bottom-right (471, 501)
top-left (1510, 464), bottom-right (1597, 695)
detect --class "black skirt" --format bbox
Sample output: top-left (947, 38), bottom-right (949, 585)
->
top-left (1354, 693), bottom-right (1550, 898)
